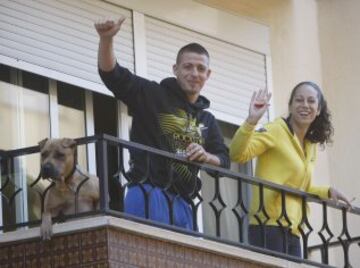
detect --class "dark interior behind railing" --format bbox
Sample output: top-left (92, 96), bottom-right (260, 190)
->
top-left (1, 134), bottom-right (359, 268)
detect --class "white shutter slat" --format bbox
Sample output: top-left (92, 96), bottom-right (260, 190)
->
top-left (145, 17), bottom-right (267, 125)
top-left (0, 0), bottom-right (134, 92)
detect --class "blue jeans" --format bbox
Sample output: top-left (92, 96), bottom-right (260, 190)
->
top-left (124, 184), bottom-right (194, 230)
top-left (249, 225), bottom-right (302, 257)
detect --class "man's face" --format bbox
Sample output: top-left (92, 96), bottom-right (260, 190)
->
top-left (173, 52), bottom-right (211, 102)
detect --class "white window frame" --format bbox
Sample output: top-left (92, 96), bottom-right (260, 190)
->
top-left (85, 91), bottom-right (97, 174)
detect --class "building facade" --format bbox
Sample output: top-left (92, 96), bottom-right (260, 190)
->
top-left (1, 0), bottom-right (359, 266)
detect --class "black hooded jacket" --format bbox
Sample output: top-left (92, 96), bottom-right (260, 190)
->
top-left (99, 63), bottom-right (230, 198)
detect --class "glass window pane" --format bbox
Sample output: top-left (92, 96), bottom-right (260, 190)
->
top-left (22, 70), bottom-right (48, 94)
top-left (0, 64), bottom-right (10, 83)
top-left (0, 81), bottom-right (50, 224)
top-left (0, 81), bottom-right (49, 149)
top-left (58, 82), bottom-right (87, 169)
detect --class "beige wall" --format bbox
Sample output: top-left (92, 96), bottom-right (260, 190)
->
top-left (318, 0), bottom-right (360, 207)
top-left (317, 0), bottom-right (360, 265)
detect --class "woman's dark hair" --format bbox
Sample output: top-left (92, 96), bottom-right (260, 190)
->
top-left (288, 81), bottom-right (334, 145)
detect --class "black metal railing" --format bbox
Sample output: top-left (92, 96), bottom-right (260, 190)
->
top-left (0, 134), bottom-right (359, 268)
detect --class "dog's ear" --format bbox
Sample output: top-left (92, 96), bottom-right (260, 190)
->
top-left (61, 138), bottom-right (77, 148)
top-left (38, 138), bottom-right (49, 150)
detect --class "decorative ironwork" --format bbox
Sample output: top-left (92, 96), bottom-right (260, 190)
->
top-left (298, 196), bottom-right (313, 259)
top-left (318, 202), bottom-right (335, 264)
top-left (232, 181), bottom-right (249, 243)
top-left (252, 184), bottom-right (270, 248)
top-left (275, 190), bottom-right (293, 255)
top-left (208, 171), bottom-right (227, 237)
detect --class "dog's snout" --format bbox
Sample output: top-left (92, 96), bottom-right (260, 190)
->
top-left (41, 162), bottom-right (59, 179)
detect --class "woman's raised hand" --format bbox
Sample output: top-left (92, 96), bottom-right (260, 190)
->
top-left (246, 89), bottom-right (272, 125)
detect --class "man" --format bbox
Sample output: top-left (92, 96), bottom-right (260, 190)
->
top-left (95, 17), bottom-right (230, 230)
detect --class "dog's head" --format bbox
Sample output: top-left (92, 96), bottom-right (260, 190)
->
top-left (39, 138), bottom-right (77, 182)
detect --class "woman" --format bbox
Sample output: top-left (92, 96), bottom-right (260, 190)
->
top-left (229, 81), bottom-right (351, 257)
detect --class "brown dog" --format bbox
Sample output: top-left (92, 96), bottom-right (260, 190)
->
top-left (39, 138), bottom-right (99, 240)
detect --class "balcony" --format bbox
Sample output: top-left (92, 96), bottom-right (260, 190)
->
top-left (1, 134), bottom-right (359, 267)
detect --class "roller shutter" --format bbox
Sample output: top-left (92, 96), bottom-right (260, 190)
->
top-left (0, 0), bottom-right (134, 94)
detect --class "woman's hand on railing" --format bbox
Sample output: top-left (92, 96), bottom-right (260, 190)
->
top-left (329, 187), bottom-right (355, 210)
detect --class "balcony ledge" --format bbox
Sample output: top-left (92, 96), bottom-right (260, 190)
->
top-left (0, 216), bottom-right (316, 267)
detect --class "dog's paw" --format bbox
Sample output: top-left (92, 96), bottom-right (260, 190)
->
top-left (41, 213), bottom-right (53, 240)
top-left (40, 224), bottom-right (53, 240)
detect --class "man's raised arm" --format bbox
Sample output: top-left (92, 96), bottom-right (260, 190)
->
top-left (94, 16), bottom-right (125, 71)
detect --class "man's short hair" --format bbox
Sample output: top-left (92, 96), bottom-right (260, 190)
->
top-left (176, 43), bottom-right (210, 64)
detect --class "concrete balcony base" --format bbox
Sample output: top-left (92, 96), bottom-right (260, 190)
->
top-left (0, 216), bottom-right (315, 267)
